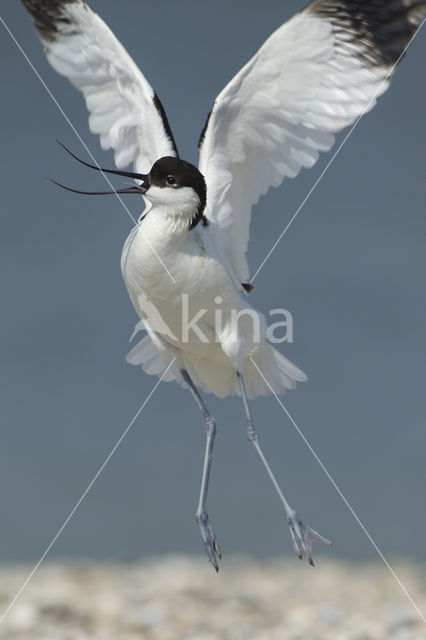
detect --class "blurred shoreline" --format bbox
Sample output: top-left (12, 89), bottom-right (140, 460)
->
top-left (0, 556), bottom-right (425, 639)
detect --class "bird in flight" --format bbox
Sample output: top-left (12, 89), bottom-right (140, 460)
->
top-left (22, 0), bottom-right (425, 571)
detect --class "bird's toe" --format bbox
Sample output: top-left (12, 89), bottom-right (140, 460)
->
top-left (287, 511), bottom-right (332, 566)
top-left (197, 512), bottom-right (221, 572)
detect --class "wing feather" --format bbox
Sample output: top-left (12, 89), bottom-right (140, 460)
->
top-left (199, 0), bottom-right (426, 281)
top-left (22, 0), bottom-right (178, 173)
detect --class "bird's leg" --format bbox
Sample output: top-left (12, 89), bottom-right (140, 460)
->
top-left (181, 369), bottom-right (221, 571)
top-left (236, 371), bottom-right (332, 566)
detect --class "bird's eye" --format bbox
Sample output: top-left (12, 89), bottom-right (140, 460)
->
top-left (166, 175), bottom-right (176, 185)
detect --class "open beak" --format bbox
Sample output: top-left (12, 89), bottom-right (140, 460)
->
top-left (48, 179), bottom-right (148, 196)
top-left (49, 142), bottom-right (149, 196)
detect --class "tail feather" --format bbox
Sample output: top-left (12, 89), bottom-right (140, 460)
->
top-left (126, 335), bottom-right (178, 382)
top-left (126, 336), bottom-right (307, 399)
top-left (243, 344), bottom-right (307, 399)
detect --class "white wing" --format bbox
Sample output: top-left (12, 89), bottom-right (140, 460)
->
top-left (199, 0), bottom-right (426, 282)
top-left (22, 0), bottom-right (178, 173)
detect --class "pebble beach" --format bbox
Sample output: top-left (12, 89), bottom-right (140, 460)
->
top-left (0, 556), bottom-right (425, 639)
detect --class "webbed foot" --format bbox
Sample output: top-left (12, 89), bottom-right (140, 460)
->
top-left (287, 511), bottom-right (332, 566)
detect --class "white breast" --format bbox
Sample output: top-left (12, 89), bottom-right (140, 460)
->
top-left (121, 211), bottom-right (266, 368)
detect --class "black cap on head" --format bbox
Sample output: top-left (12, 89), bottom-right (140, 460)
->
top-left (149, 157), bottom-right (206, 199)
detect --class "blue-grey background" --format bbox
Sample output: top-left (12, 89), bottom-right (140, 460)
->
top-left (0, 0), bottom-right (425, 564)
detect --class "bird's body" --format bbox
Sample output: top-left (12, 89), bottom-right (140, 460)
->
top-left (121, 192), bottom-right (305, 399)
top-left (22, 0), bottom-right (426, 570)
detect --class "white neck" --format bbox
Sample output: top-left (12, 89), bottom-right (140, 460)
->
top-left (146, 185), bottom-right (202, 236)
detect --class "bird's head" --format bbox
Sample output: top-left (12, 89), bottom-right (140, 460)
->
top-left (143, 157), bottom-right (207, 229)
top-left (51, 145), bottom-right (207, 230)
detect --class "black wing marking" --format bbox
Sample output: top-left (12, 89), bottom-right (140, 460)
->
top-left (22, 0), bottom-right (84, 42)
top-left (153, 92), bottom-right (179, 158)
top-left (198, 109), bottom-right (213, 150)
top-left (307, 0), bottom-right (426, 68)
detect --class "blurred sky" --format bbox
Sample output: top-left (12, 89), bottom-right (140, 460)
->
top-left (0, 1), bottom-right (425, 565)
